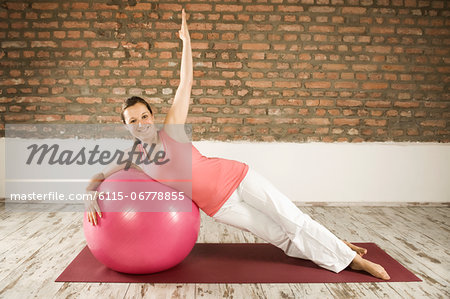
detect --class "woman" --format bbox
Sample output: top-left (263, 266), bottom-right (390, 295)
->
top-left (85, 9), bottom-right (390, 280)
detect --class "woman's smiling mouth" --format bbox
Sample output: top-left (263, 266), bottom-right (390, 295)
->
top-left (136, 126), bottom-right (150, 133)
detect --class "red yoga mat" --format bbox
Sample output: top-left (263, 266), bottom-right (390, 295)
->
top-left (56, 243), bottom-right (421, 283)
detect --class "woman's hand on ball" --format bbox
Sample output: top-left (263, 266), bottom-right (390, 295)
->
top-left (85, 190), bottom-right (102, 226)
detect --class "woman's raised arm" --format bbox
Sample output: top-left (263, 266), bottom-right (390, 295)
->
top-left (164, 8), bottom-right (193, 126)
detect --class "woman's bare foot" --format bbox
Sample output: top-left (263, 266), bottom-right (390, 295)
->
top-left (349, 254), bottom-right (390, 280)
top-left (343, 240), bottom-right (367, 256)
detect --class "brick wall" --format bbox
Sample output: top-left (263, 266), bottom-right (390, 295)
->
top-left (0, 0), bottom-right (449, 142)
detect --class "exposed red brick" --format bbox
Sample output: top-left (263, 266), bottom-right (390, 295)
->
top-left (334, 118), bottom-right (360, 126)
top-left (304, 118), bottom-right (331, 125)
top-left (365, 119), bottom-right (387, 126)
top-left (366, 46), bottom-right (392, 54)
top-left (309, 25), bottom-right (334, 33)
top-left (124, 3), bottom-right (152, 11)
top-left (34, 114), bottom-right (62, 121)
top-left (420, 120), bottom-right (446, 128)
top-left (216, 5), bottom-right (243, 12)
top-left (90, 41), bottom-right (119, 48)
top-left (65, 115), bottom-right (90, 122)
top-left (242, 43), bottom-right (270, 50)
top-left (153, 42), bottom-right (178, 49)
top-left (217, 118), bottom-right (242, 124)
top-left (245, 81), bottom-right (272, 88)
top-left (76, 97), bottom-right (102, 104)
top-left (394, 101), bottom-right (420, 108)
top-left (371, 27), bottom-right (395, 34)
top-left (199, 98), bottom-right (227, 105)
top-left (216, 62), bottom-right (242, 69)
top-left (278, 6), bottom-right (304, 12)
top-left (72, 3), bottom-right (89, 10)
top-left (0, 2), bottom-right (447, 143)
top-left (397, 27), bottom-right (422, 35)
top-left (61, 41), bottom-right (88, 48)
top-left (341, 7), bottom-right (367, 14)
top-left (246, 118), bottom-right (270, 124)
top-left (247, 98), bottom-right (272, 105)
top-left (305, 82), bottom-right (331, 89)
top-left (334, 82), bottom-right (358, 89)
top-left (336, 100), bottom-right (363, 107)
top-left (309, 6), bottom-right (335, 13)
top-left (63, 21), bottom-right (90, 29)
top-left (246, 5), bottom-right (274, 12)
top-left (362, 82), bottom-right (389, 89)
top-left (31, 3), bottom-right (59, 10)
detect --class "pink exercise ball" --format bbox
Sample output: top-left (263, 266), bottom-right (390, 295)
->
top-left (83, 168), bottom-right (200, 274)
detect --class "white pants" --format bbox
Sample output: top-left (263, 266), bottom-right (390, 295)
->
top-left (212, 168), bottom-right (356, 273)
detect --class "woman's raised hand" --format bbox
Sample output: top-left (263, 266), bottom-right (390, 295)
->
top-left (178, 8), bottom-right (190, 42)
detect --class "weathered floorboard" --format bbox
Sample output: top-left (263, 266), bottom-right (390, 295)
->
top-left (0, 205), bottom-right (448, 298)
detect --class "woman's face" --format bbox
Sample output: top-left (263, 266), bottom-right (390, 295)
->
top-left (123, 102), bottom-right (157, 142)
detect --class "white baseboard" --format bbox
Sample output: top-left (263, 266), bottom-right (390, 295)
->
top-left (1, 137), bottom-right (449, 203)
top-left (193, 141), bottom-right (450, 204)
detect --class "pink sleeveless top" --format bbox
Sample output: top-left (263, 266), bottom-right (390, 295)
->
top-left (138, 129), bottom-right (249, 216)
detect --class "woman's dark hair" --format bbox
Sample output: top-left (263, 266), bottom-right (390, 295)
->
top-left (121, 96), bottom-right (153, 124)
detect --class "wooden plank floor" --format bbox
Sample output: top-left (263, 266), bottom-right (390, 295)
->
top-left (0, 204), bottom-right (448, 299)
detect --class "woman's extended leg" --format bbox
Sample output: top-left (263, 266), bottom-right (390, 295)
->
top-left (349, 254), bottom-right (390, 280)
top-left (214, 167), bottom-right (389, 279)
top-left (232, 168), bottom-right (357, 273)
top-left (213, 190), bottom-right (306, 259)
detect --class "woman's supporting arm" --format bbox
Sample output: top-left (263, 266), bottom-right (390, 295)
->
top-left (85, 148), bottom-right (143, 225)
top-left (164, 8), bottom-right (193, 126)
top-left (85, 153), bottom-right (143, 193)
